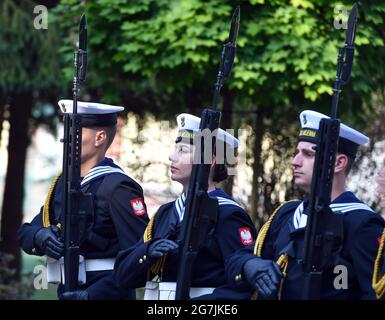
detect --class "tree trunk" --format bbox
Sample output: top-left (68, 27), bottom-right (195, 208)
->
top-left (250, 106), bottom-right (265, 230)
top-left (0, 92), bottom-right (32, 280)
top-left (218, 89), bottom-right (235, 196)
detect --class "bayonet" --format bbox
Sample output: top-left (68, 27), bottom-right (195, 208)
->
top-left (79, 15), bottom-right (87, 51)
top-left (331, 3), bottom-right (357, 117)
top-left (228, 6), bottom-right (240, 45)
top-left (78, 14), bottom-right (87, 85)
top-left (345, 3), bottom-right (357, 46)
top-left (212, 6), bottom-right (240, 108)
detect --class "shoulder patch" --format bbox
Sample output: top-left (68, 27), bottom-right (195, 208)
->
top-left (238, 227), bottom-right (254, 245)
top-left (130, 198), bottom-right (146, 216)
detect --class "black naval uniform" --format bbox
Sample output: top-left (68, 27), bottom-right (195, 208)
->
top-left (113, 188), bottom-right (257, 300)
top-left (18, 157), bottom-right (149, 299)
top-left (226, 191), bottom-right (385, 300)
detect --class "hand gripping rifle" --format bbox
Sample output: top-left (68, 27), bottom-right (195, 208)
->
top-left (61, 15), bottom-right (89, 292)
top-left (301, 4), bottom-right (358, 300)
top-left (175, 6), bottom-right (240, 300)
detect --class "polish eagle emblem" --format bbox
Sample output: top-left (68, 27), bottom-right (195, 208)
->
top-left (238, 227), bottom-right (253, 245)
top-left (130, 198), bottom-right (146, 216)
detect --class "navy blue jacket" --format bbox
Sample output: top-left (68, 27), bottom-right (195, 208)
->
top-left (113, 188), bottom-right (256, 300)
top-left (226, 191), bottom-right (385, 300)
top-left (18, 157), bottom-right (149, 299)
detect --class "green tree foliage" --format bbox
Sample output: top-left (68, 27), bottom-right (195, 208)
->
top-left (54, 1), bottom-right (385, 112)
top-left (0, 0), bottom-right (62, 94)
top-left (234, 0), bottom-right (385, 110)
top-left (53, 0), bottom-right (238, 116)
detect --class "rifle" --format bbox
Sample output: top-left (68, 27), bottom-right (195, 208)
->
top-left (61, 14), bottom-right (88, 292)
top-left (301, 4), bottom-right (358, 300)
top-left (175, 6), bottom-right (240, 300)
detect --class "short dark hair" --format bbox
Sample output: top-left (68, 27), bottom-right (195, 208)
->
top-left (213, 164), bottom-right (228, 182)
top-left (212, 143), bottom-right (237, 182)
top-left (86, 124), bottom-right (117, 150)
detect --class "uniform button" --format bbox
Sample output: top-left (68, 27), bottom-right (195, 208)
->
top-left (143, 255), bottom-right (147, 261)
top-left (32, 248), bottom-right (36, 254)
top-left (139, 258), bottom-right (143, 264)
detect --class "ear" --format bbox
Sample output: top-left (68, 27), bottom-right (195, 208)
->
top-left (334, 153), bottom-right (349, 174)
top-left (94, 130), bottom-right (107, 148)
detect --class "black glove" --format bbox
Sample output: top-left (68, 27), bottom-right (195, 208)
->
top-left (61, 290), bottom-right (89, 300)
top-left (148, 239), bottom-right (179, 258)
top-left (33, 225), bottom-right (64, 259)
top-left (243, 257), bottom-right (282, 299)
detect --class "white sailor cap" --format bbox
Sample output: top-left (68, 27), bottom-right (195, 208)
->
top-left (298, 110), bottom-right (369, 159)
top-left (58, 99), bottom-right (124, 127)
top-left (176, 113), bottom-right (239, 148)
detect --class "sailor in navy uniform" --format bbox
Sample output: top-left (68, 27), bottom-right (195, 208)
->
top-left (226, 110), bottom-right (385, 300)
top-left (113, 113), bottom-right (256, 300)
top-left (18, 100), bottom-right (149, 300)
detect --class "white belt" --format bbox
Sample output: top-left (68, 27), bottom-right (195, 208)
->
top-left (144, 281), bottom-right (215, 300)
top-left (85, 258), bottom-right (115, 272)
top-left (46, 257), bottom-right (115, 284)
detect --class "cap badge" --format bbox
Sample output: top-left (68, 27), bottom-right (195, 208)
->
top-left (181, 116), bottom-right (185, 127)
top-left (303, 114), bottom-right (307, 125)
